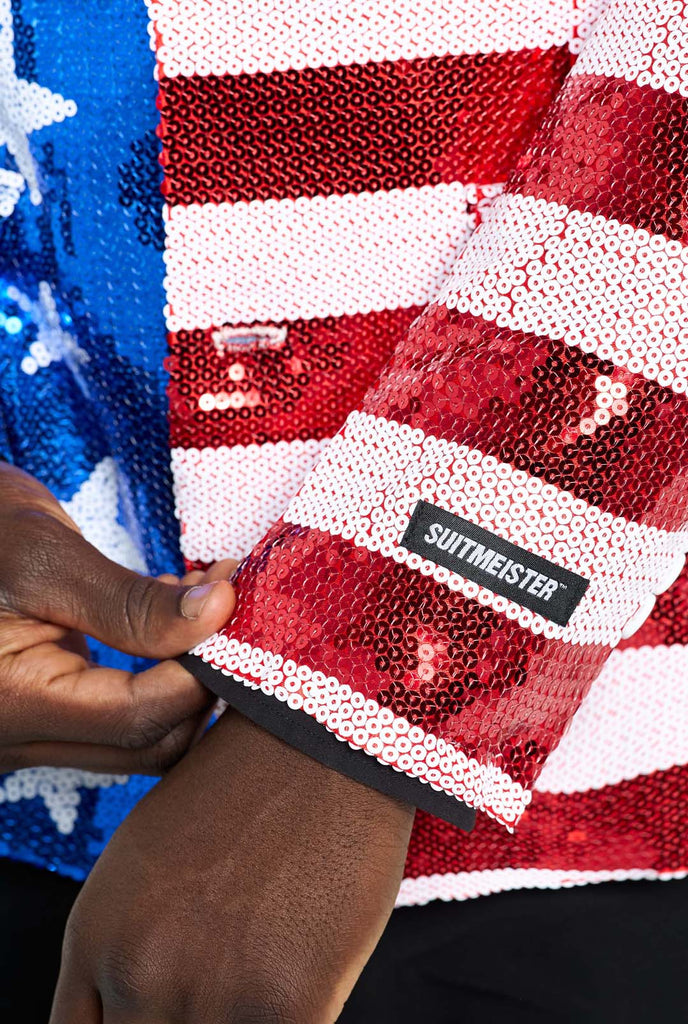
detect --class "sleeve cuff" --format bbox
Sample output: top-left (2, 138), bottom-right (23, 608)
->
top-left (180, 652), bottom-right (476, 832)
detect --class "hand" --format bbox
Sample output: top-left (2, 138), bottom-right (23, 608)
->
top-left (50, 710), bottom-right (415, 1023)
top-left (0, 463), bottom-right (236, 773)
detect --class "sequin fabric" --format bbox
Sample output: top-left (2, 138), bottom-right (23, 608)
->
top-left (178, 0), bottom-right (688, 891)
top-left (1, 0), bottom-right (687, 902)
top-left (0, 0), bottom-right (177, 879)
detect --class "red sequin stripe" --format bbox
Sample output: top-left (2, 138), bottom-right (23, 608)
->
top-left (512, 73), bottom-right (688, 241)
top-left (159, 48), bottom-right (572, 207)
top-left (167, 307), bottom-right (421, 448)
top-left (405, 761), bottom-right (688, 879)
top-left (365, 305), bottom-right (688, 530)
top-left (211, 520), bottom-right (609, 793)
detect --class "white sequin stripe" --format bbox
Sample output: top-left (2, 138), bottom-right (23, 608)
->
top-left (171, 440), bottom-right (327, 563)
top-left (147, 0), bottom-right (579, 79)
top-left (191, 635), bottom-right (530, 826)
top-left (395, 867), bottom-right (688, 907)
top-left (438, 192), bottom-right (688, 395)
top-left (284, 412), bottom-right (688, 647)
top-left (535, 645), bottom-right (688, 794)
top-left (571, 0), bottom-right (688, 97)
top-left (163, 183), bottom-right (488, 332)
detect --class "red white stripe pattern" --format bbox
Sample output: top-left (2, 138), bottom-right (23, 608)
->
top-left (402, 753), bottom-right (688, 897)
top-left (284, 411), bottom-right (688, 646)
top-left (437, 193), bottom-right (688, 394)
top-left (157, 0), bottom-right (688, 903)
top-left (191, 632), bottom-right (532, 825)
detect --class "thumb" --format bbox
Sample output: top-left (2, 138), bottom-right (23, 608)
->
top-left (2, 509), bottom-right (236, 659)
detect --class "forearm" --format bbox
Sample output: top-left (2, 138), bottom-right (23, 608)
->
top-left (200, 711), bottom-right (415, 1015)
top-left (57, 708), bottom-right (414, 1024)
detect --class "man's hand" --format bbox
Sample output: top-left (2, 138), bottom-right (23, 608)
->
top-left (50, 711), bottom-right (415, 1023)
top-left (0, 463), bottom-right (236, 773)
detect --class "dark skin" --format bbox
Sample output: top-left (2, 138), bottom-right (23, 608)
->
top-left (0, 463), bottom-right (236, 773)
top-left (50, 710), bottom-right (415, 1024)
top-left (2, 460), bottom-right (414, 1019)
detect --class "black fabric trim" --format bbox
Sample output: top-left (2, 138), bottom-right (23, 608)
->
top-left (180, 653), bottom-right (476, 832)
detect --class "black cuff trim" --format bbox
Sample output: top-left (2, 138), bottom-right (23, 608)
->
top-left (180, 654), bottom-right (476, 833)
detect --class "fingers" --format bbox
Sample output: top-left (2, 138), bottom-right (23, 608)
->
top-left (179, 570), bottom-right (205, 586)
top-left (33, 659), bottom-right (214, 749)
top-left (188, 700), bottom-right (221, 750)
top-left (160, 558), bottom-right (240, 588)
top-left (0, 713), bottom-right (205, 774)
top-left (201, 557), bottom-right (240, 582)
top-left (0, 511), bottom-right (236, 658)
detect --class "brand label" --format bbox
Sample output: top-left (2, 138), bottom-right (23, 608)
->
top-left (400, 501), bottom-right (589, 626)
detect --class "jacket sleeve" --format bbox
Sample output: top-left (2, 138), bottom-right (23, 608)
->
top-left (182, 0), bottom-right (688, 831)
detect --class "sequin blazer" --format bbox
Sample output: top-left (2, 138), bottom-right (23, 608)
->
top-left (1, 0), bottom-right (687, 901)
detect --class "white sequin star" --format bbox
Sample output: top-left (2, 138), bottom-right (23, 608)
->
top-left (0, 0), bottom-right (76, 210)
top-left (60, 457), bottom-right (148, 575)
top-left (0, 768), bottom-right (128, 835)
